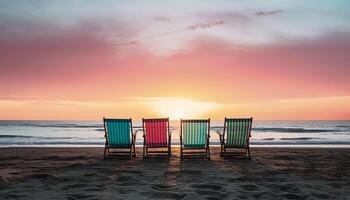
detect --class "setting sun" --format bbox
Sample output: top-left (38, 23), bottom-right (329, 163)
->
top-left (149, 98), bottom-right (221, 119)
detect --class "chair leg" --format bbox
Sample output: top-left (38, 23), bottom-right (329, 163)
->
top-left (103, 145), bottom-right (107, 160)
top-left (143, 145), bottom-right (146, 158)
top-left (219, 136), bottom-right (223, 158)
top-left (129, 146), bottom-right (133, 159)
top-left (168, 137), bottom-right (171, 159)
top-left (220, 142), bottom-right (224, 158)
top-left (133, 143), bottom-right (137, 157)
top-left (180, 146), bottom-right (183, 160)
top-left (143, 136), bottom-right (146, 159)
top-left (220, 146), bottom-right (224, 158)
top-left (107, 148), bottom-right (111, 159)
top-left (168, 146), bottom-right (171, 159)
top-left (247, 146), bottom-right (251, 160)
top-left (207, 146), bottom-right (211, 160)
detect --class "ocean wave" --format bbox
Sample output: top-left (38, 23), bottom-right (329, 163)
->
top-left (35, 124), bottom-right (102, 129)
top-left (0, 122), bottom-right (102, 129)
top-left (252, 127), bottom-right (337, 133)
top-left (336, 126), bottom-right (350, 128)
top-left (250, 141), bottom-right (350, 145)
top-left (261, 138), bottom-right (275, 140)
top-left (280, 137), bottom-right (321, 140)
top-left (0, 141), bottom-right (104, 145)
top-left (0, 135), bottom-right (34, 138)
top-left (1, 139), bottom-right (350, 146)
top-left (0, 135), bottom-right (77, 140)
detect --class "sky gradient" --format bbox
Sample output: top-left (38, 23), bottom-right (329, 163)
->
top-left (1, 0), bottom-right (350, 120)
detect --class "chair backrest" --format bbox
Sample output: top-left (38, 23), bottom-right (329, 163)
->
top-left (142, 118), bottom-right (169, 148)
top-left (103, 118), bottom-right (132, 148)
top-left (224, 118), bottom-right (253, 148)
top-left (181, 119), bottom-right (210, 148)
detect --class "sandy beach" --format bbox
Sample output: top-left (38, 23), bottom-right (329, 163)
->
top-left (0, 147), bottom-right (349, 199)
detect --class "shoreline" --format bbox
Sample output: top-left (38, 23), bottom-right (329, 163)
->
top-left (2, 144), bottom-right (350, 148)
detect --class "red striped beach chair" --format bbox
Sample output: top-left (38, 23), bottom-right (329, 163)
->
top-left (142, 118), bottom-right (171, 158)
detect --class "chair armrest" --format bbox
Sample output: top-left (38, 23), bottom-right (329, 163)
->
top-left (216, 130), bottom-right (223, 137)
top-left (216, 130), bottom-right (224, 144)
top-left (132, 130), bottom-right (138, 137)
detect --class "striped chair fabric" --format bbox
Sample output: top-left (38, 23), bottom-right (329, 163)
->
top-left (143, 118), bottom-right (169, 148)
top-left (225, 118), bottom-right (252, 148)
top-left (104, 118), bottom-right (131, 148)
top-left (181, 119), bottom-right (209, 148)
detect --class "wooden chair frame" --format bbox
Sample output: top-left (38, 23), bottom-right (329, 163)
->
top-left (180, 119), bottom-right (211, 160)
top-left (217, 117), bottom-right (253, 159)
top-left (142, 118), bottom-right (171, 158)
top-left (103, 118), bottom-right (137, 159)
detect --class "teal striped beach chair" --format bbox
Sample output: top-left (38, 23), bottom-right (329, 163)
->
top-left (180, 119), bottom-right (210, 159)
top-left (103, 118), bottom-right (136, 159)
top-left (218, 118), bottom-right (253, 159)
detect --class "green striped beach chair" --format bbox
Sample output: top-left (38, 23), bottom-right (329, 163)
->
top-left (180, 119), bottom-right (210, 160)
top-left (103, 118), bottom-right (136, 159)
top-left (218, 118), bottom-right (253, 159)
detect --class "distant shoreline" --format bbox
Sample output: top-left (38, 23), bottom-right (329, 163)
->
top-left (1, 144), bottom-right (350, 148)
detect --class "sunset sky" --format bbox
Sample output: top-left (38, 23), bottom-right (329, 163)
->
top-left (0, 0), bottom-right (349, 120)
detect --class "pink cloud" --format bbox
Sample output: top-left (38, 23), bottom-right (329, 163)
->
top-left (186, 20), bottom-right (225, 30)
top-left (0, 14), bottom-right (349, 104)
top-left (255, 10), bottom-right (284, 16)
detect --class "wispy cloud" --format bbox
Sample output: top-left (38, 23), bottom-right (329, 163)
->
top-left (115, 40), bottom-right (139, 47)
top-left (115, 20), bottom-right (225, 47)
top-left (255, 10), bottom-right (284, 16)
top-left (186, 20), bottom-right (225, 30)
top-left (153, 16), bottom-right (172, 22)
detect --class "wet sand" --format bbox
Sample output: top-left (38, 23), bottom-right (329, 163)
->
top-left (0, 147), bottom-right (349, 199)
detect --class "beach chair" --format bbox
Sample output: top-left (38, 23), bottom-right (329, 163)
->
top-left (142, 118), bottom-right (171, 158)
top-left (218, 118), bottom-right (253, 159)
top-left (180, 119), bottom-right (210, 159)
top-left (103, 118), bottom-right (136, 159)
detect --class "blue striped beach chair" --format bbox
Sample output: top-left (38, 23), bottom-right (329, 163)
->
top-left (103, 118), bottom-right (136, 159)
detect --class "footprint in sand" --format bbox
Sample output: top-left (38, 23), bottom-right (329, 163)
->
top-left (190, 184), bottom-right (228, 199)
top-left (151, 184), bottom-right (175, 191)
top-left (190, 183), bottom-right (223, 191)
top-left (27, 173), bottom-right (57, 179)
top-left (66, 193), bottom-right (96, 199)
top-left (193, 189), bottom-right (229, 198)
top-left (241, 184), bottom-right (259, 191)
top-left (116, 175), bottom-right (138, 186)
top-left (269, 184), bottom-right (300, 193)
top-left (281, 193), bottom-right (308, 200)
top-left (115, 169), bottom-right (143, 175)
top-left (61, 183), bottom-right (87, 190)
top-left (310, 192), bottom-right (330, 199)
top-left (141, 191), bottom-right (186, 199)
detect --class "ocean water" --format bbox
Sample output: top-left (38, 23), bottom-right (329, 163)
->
top-left (0, 120), bottom-right (349, 147)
